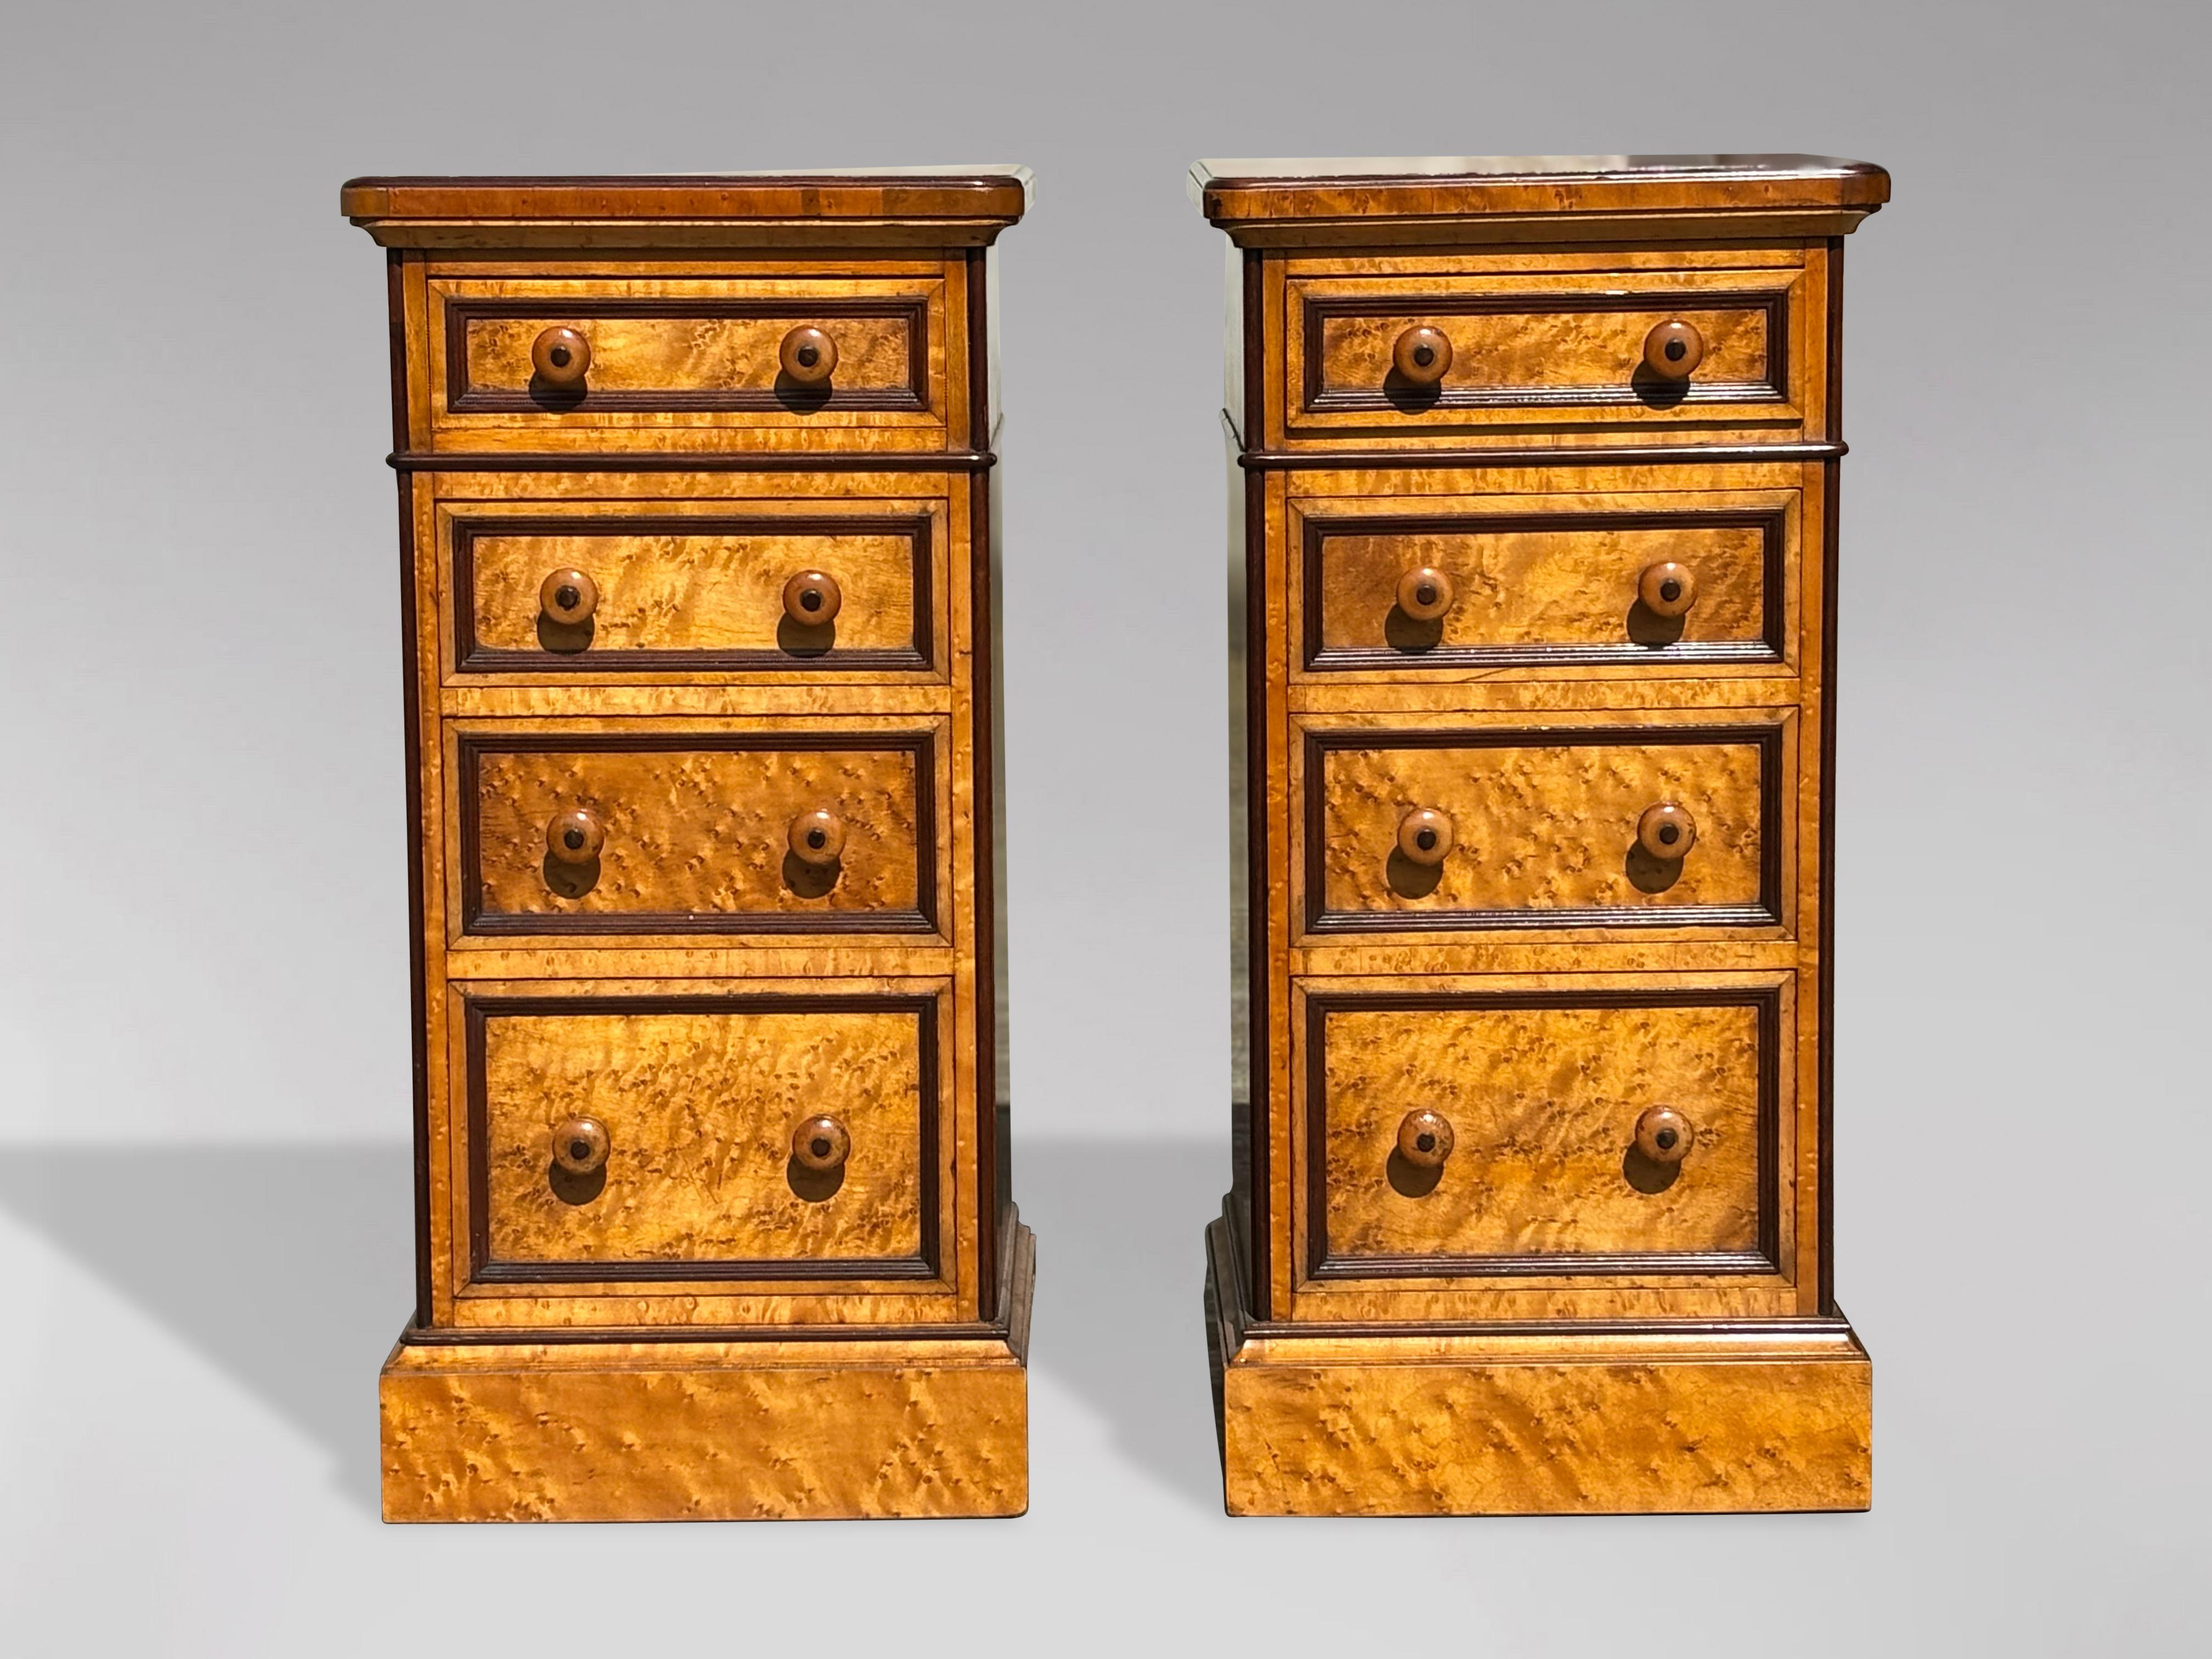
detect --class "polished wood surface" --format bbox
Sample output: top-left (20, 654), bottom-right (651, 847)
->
top-left (464, 733), bottom-right (929, 930)
top-left (1284, 267), bottom-right (1803, 445)
top-left (380, 1223), bottom-right (1032, 1522)
top-left (530, 325), bottom-right (591, 387)
top-left (1308, 724), bottom-right (1769, 923)
top-left (1211, 1217), bottom-right (1866, 1516)
top-left (481, 529), bottom-right (905, 658)
top-left (1390, 564), bottom-right (1454, 623)
top-left (458, 298), bottom-right (917, 400)
top-left (1190, 155), bottom-right (1889, 246)
top-left (550, 1115), bottom-right (610, 1175)
top-left (345, 169), bottom-right (1033, 250)
top-left (352, 174), bottom-right (1028, 1520)
top-left (422, 268), bottom-right (957, 456)
top-left (1316, 996), bottom-right (1762, 1260)
top-left (781, 567), bottom-right (845, 628)
top-left (1642, 318), bottom-right (1705, 380)
top-left (1203, 155), bottom-right (1881, 1515)
top-left (1294, 481), bottom-right (1789, 673)
top-left (444, 490), bottom-right (946, 680)
top-left (479, 1003), bottom-right (922, 1265)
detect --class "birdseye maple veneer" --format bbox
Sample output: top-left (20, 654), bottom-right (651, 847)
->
top-left (343, 169), bottom-right (1032, 1522)
top-left (1193, 155), bottom-right (1888, 1516)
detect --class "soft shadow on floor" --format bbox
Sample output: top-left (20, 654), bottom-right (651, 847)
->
top-left (0, 1142), bottom-right (412, 1516)
top-left (0, 1137), bottom-right (1234, 1519)
top-left (1016, 1135), bottom-right (1227, 1513)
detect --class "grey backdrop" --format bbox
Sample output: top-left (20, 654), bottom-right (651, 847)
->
top-left (1, 2), bottom-right (2203, 1652)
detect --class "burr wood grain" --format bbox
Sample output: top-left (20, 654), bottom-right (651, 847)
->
top-left (479, 1003), bottom-right (924, 1265)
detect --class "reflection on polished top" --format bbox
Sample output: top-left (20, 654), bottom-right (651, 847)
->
top-left (1190, 155), bottom-right (1891, 237)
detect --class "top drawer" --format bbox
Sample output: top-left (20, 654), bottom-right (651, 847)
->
top-left (1278, 264), bottom-right (1817, 450)
top-left (424, 269), bottom-right (957, 455)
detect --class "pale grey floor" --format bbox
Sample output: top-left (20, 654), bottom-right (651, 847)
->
top-left (0, 1127), bottom-right (2200, 1656)
top-left (2, 2), bottom-right (2204, 1651)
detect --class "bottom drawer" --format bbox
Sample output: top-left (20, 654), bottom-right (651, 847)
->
top-left (1301, 977), bottom-right (1785, 1282)
top-left (460, 984), bottom-right (944, 1287)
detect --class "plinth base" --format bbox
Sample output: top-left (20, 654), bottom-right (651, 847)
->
top-left (381, 1226), bottom-right (1032, 1522)
top-left (1206, 1214), bottom-right (1869, 1516)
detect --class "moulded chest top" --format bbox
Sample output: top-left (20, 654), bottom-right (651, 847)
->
top-left (342, 167), bottom-right (1033, 250)
top-left (1189, 155), bottom-right (1889, 246)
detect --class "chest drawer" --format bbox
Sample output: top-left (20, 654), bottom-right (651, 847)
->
top-left (453, 724), bottom-right (942, 939)
top-left (427, 271), bottom-right (952, 453)
top-left (1298, 716), bottom-right (1788, 934)
top-left (1291, 485), bottom-right (1796, 676)
top-left (1304, 982), bottom-right (1779, 1278)
top-left (467, 988), bottom-right (939, 1283)
top-left (1281, 267), bottom-right (1810, 447)
top-left (444, 498), bottom-right (946, 680)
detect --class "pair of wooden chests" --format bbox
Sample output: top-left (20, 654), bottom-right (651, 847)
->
top-left (343, 155), bottom-right (1887, 1521)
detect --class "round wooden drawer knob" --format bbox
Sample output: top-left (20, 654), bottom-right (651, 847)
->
top-left (539, 567), bottom-right (599, 626)
top-left (1636, 802), bottom-right (1697, 861)
top-left (546, 807), bottom-right (605, 865)
top-left (792, 1114), bottom-right (851, 1172)
top-left (551, 1116), bottom-right (610, 1175)
top-left (1642, 319), bottom-right (1705, 381)
top-left (1391, 325), bottom-right (1453, 387)
top-left (1396, 807), bottom-right (1455, 867)
top-left (779, 326), bottom-right (839, 385)
top-left (1395, 566), bottom-right (1455, 622)
top-left (1637, 561), bottom-right (1697, 619)
top-left (531, 326), bottom-right (591, 387)
top-left (1634, 1105), bottom-right (1695, 1165)
top-left (1396, 1109), bottom-right (1455, 1170)
top-left (788, 808), bottom-right (846, 867)
top-left (782, 569), bottom-right (843, 627)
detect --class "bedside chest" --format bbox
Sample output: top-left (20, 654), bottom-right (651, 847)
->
top-left (343, 171), bottom-right (1031, 1522)
top-left (1193, 155), bottom-right (1888, 1515)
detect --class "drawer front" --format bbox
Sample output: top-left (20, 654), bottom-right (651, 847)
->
top-left (1283, 268), bottom-right (1808, 444)
top-left (1301, 720), bottom-right (1784, 932)
top-left (428, 274), bottom-right (949, 450)
top-left (456, 727), bottom-right (939, 938)
top-left (468, 989), bottom-right (938, 1282)
top-left (1305, 984), bottom-right (1778, 1277)
top-left (1293, 488), bottom-right (1793, 674)
top-left (449, 501), bottom-right (943, 678)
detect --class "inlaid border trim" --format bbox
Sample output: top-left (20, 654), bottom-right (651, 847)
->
top-left (455, 728), bottom-right (940, 938)
top-left (451, 511), bottom-right (935, 675)
top-left (1300, 721), bottom-right (1786, 934)
top-left (1301, 984), bottom-right (1784, 1281)
top-left (1299, 505), bottom-right (1788, 673)
top-left (443, 295), bottom-right (933, 415)
top-left (1296, 287), bottom-right (1792, 418)
top-left (464, 989), bottom-right (943, 1285)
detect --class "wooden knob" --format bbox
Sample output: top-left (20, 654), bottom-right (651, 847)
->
top-left (1395, 566), bottom-right (1455, 622)
top-left (531, 326), bottom-right (591, 387)
top-left (1391, 326), bottom-right (1453, 387)
top-left (1636, 803), bottom-right (1697, 861)
top-left (1634, 1106), bottom-right (1695, 1165)
top-left (788, 808), bottom-right (846, 867)
top-left (546, 808), bottom-right (604, 865)
top-left (782, 569), bottom-right (843, 627)
top-left (551, 1116), bottom-right (609, 1175)
top-left (1642, 319), bottom-right (1705, 381)
top-left (1396, 1109), bottom-right (1455, 1170)
top-left (791, 1114), bottom-right (851, 1172)
top-left (1396, 807), bottom-right (1455, 868)
top-left (779, 326), bottom-right (838, 385)
top-left (1637, 561), bottom-right (1697, 619)
top-left (539, 568), bottom-right (598, 626)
